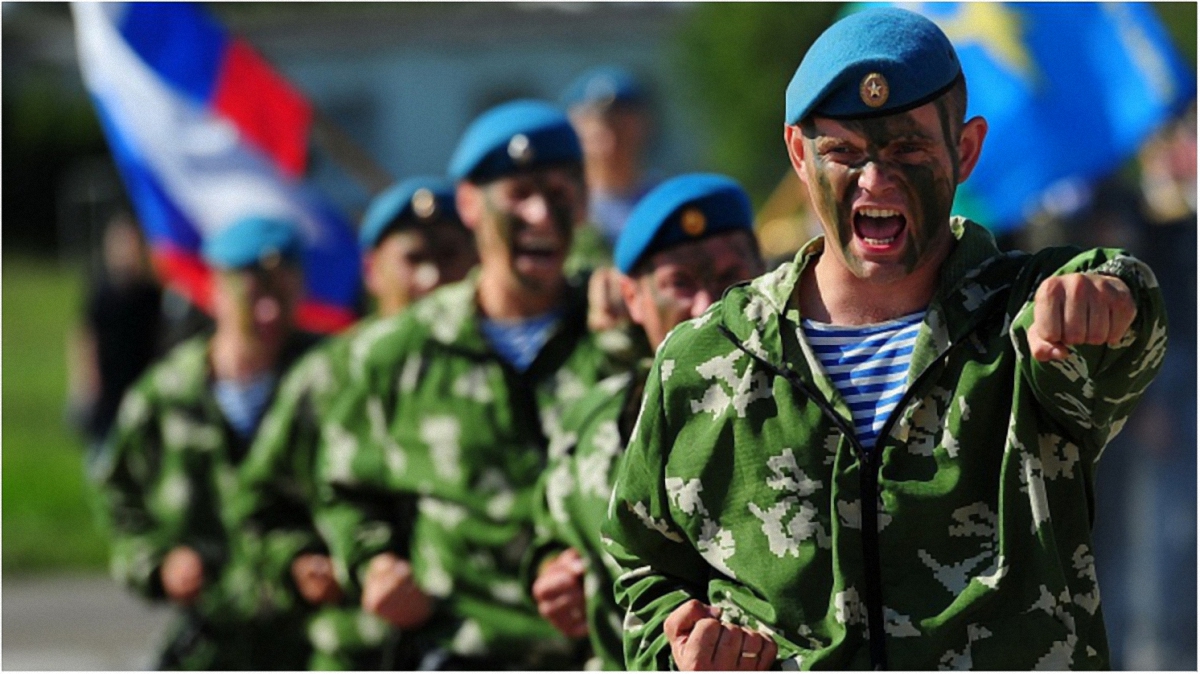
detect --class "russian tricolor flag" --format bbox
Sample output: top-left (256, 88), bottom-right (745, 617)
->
top-left (72, 2), bottom-right (361, 333)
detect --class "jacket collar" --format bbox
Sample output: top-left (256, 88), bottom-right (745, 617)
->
top-left (408, 267), bottom-right (591, 370)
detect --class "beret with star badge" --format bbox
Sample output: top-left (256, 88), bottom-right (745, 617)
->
top-left (615, 173), bottom-right (754, 274)
top-left (785, 7), bottom-right (961, 126)
top-left (203, 215), bottom-right (303, 271)
top-left (448, 99), bottom-right (582, 183)
top-left (358, 176), bottom-right (460, 251)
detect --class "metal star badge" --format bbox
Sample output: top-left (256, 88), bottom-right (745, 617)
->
top-left (860, 72), bottom-right (889, 108)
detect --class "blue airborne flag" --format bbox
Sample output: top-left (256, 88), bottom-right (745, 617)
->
top-left (851, 3), bottom-right (1195, 233)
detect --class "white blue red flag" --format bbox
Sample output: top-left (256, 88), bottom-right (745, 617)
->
top-left (72, 2), bottom-right (361, 333)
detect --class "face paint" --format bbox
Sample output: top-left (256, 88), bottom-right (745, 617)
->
top-left (802, 104), bottom-right (958, 279)
top-left (480, 171), bottom-right (579, 290)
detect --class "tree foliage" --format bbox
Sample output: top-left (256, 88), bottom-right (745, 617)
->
top-left (674, 3), bottom-right (842, 206)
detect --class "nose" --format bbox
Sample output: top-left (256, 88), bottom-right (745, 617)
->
top-left (690, 288), bottom-right (715, 317)
top-left (518, 192), bottom-right (551, 227)
top-left (414, 263), bottom-right (439, 293)
top-left (858, 161), bottom-right (897, 196)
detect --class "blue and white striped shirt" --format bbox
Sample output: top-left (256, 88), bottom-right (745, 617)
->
top-left (801, 310), bottom-right (926, 450)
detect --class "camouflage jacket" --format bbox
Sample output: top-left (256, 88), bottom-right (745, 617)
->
top-left (94, 332), bottom-right (317, 668)
top-left (603, 219), bottom-right (1167, 671)
top-left (317, 271), bottom-right (623, 668)
top-left (232, 316), bottom-right (396, 668)
top-left (528, 363), bottom-right (650, 670)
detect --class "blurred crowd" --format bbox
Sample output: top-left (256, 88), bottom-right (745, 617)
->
top-left (68, 59), bottom-right (1195, 672)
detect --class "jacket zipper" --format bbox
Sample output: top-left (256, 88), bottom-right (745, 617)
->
top-left (720, 324), bottom-right (964, 670)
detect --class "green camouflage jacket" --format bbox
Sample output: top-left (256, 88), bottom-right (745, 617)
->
top-left (317, 271), bottom-right (623, 668)
top-left (528, 363), bottom-right (650, 670)
top-left (94, 332), bottom-right (317, 670)
top-left (603, 219), bottom-right (1167, 671)
top-left (233, 316), bottom-right (399, 670)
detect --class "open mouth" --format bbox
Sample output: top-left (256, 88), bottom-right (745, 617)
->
top-left (853, 208), bottom-right (906, 247)
top-left (513, 239), bottom-right (560, 260)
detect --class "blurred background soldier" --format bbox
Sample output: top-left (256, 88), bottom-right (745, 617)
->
top-left (528, 173), bottom-right (764, 669)
top-left (563, 65), bottom-right (659, 253)
top-left (563, 66), bottom-right (661, 334)
top-left (91, 216), bottom-right (318, 670)
top-left (316, 99), bottom-right (622, 670)
top-left (67, 211), bottom-right (163, 463)
top-left (233, 177), bottom-right (476, 670)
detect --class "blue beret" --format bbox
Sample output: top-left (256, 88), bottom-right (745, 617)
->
top-left (359, 176), bottom-right (460, 251)
top-left (561, 66), bottom-right (646, 110)
top-left (785, 7), bottom-right (961, 125)
top-left (203, 216), bottom-right (302, 270)
top-left (448, 99), bottom-right (582, 183)
top-left (615, 173), bottom-right (754, 274)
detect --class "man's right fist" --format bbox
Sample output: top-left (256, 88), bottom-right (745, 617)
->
top-left (291, 553), bottom-right (344, 605)
top-left (161, 546), bottom-right (204, 605)
top-left (532, 548), bottom-right (589, 638)
top-left (664, 599), bottom-right (777, 671)
top-left (361, 552), bottom-right (434, 629)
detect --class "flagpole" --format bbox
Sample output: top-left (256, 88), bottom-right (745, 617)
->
top-left (309, 110), bottom-right (395, 203)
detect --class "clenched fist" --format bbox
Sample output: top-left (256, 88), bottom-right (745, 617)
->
top-left (361, 552), bottom-right (433, 629)
top-left (532, 548), bottom-right (589, 638)
top-left (1029, 273), bottom-right (1136, 362)
top-left (161, 545), bottom-right (205, 605)
top-left (664, 599), bottom-right (777, 671)
top-left (291, 553), bottom-right (343, 605)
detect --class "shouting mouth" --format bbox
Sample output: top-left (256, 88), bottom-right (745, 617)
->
top-left (853, 207), bottom-right (907, 251)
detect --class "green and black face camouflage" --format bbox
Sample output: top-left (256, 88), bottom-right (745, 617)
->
top-left (801, 96), bottom-right (960, 278)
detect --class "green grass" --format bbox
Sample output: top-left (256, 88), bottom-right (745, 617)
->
top-left (3, 256), bottom-right (110, 573)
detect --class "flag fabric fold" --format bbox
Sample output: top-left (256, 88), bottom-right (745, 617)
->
top-left (73, 2), bottom-right (361, 333)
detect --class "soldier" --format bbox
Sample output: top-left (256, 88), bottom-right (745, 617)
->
top-left (316, 99), bottom-right (623, 669)
top-left (93, 216), bottom-right (318, 670)
top-left (563, 66), bottom-right (660, 335)
top-left (528, 173), bottom-right (765, 669)
top-left (562, 65), bottom-right (658, 251)
top-left (603, 8), bottom-right (1168, 670)
top-left (231, 177), bottom-right (476, 670)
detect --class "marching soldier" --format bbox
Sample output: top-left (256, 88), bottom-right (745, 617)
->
top-left (604, 8), bottom-right (1168, 670)
top-left (528, 173), bottom-right (765, 669)
top-left (316, 99), bottom-right (623, 669)
top-left (231, 177), bottom-right (476, 670)
top-left (94, 216), bottom-right (318, 670)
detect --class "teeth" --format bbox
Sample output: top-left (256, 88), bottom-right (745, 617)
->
top-left (863, 235), bottom-right (898, 245)
top-left (860, 208), bottom-right (901, 218)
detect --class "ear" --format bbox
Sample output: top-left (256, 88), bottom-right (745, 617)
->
top-left (455, 182), bottom-right (483, 232)
top-left (361, 250), bottom-right (380, 297)
top-left (784, 124), bottom-right (811, 189)
top-left (955, 116), bottom-right (989, 184)
top-left (618, 272), bottom-right (645, 327)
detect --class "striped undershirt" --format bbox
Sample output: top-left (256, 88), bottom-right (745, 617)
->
top-left (800, 310), bottom-right (926, 450)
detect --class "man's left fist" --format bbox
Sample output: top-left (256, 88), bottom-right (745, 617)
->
top-left (1029, 273), bottom-right (1136, 362)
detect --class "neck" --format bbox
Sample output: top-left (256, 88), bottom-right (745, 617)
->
top-left (585, 154), bottom-right (640, 194)
top-left (376, 295), bottom-right (409, 318)
top-left (799, 245), bottom-right (948, 326)
top-left (209, 328), bottom-right (279, 382)
top-left (476, 265), bottom-right (564, 321)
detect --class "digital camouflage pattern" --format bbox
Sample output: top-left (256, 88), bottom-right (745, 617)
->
top-left (528, 363), bottom-right (650, 670)
top-left (604, 219), bottom-right (1167, 671)
top-left (94, 333), bottom-right (317, 670)
top-left (317, 270), bottom-right (623, 668)
top-left (233, 317), bottom-right (400, 670)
